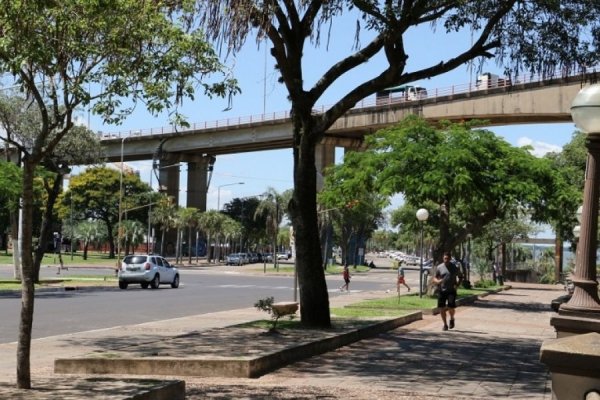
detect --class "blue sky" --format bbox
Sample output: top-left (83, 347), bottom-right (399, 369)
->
top-left (81, 16), bottom-right (578, 234)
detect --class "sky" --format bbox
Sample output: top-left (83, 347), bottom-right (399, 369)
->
top-left (79, 12), bottom-right (578, 237)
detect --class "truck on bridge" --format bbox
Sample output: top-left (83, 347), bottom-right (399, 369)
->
top-left (375, 84), bottom-right (428, 105)
top-left (476, 72), bottom-right (512, 89)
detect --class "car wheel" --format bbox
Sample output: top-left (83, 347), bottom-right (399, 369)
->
top-left (141, 282), bottom-right (149, 289)
top-left (119, 281), bottom-right (128, 290)
top-left (171, 274), bottom-right (180, 288)
top-left (150, 274), bottom-right (160, 289)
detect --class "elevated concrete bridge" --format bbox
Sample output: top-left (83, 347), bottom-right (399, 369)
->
top-left (97, 70), bottom-right (594, 210)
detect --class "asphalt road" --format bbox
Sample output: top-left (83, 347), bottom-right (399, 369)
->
top-left (0, 264), bottom-right (409, 343)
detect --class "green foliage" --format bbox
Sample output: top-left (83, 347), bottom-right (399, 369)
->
top-left (544, 131), bottom-right (586, 241)
top-left (473, 280), bottom-right (497, 289)
top-left (319, 159), bottom-right (388, 265)
top-left (198, 210), bottom-right (240, 261)
top-left (61, 166), bottom-right (152, 257)
top-left (0, 161), bottom-right (22, 217)
top-left (473, 261), bottom-right (492, 282)
top-left (361, 116), bottom-right (564, 260)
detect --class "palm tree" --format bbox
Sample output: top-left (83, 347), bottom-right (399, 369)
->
top-left (220, 217), bottom-right (242, 259)
top-left (254, 187), bottom-right (288, 270)
top-left (175, 207), bottom-right (200, 264)
top-left (74, 220), bottom-right (107, 260)
top-left (150, 195), bottom-right (176, 256)
top-left (120, 220), bottom-right (146, 255)
top-left (198, 210), bottom-right (226, 263)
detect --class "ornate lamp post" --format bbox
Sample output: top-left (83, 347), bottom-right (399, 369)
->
top-left (416, 208), bottom-right (429, 298)
top-left (558, 85), bottom-right (600, 323)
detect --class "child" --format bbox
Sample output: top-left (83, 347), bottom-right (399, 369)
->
top-left (397, 264), bottom-right (411, 292)
top-left (340, 264), bottom-right (351, 291)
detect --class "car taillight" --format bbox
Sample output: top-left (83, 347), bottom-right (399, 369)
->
top-left (144, 262), bottom-right (151, 270)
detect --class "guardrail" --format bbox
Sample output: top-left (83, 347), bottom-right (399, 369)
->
top-left (100, 67), bottom-right (598, 140)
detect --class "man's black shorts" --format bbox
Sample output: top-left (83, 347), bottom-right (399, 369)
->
top-left (437, 289), bottom-right (457, 309)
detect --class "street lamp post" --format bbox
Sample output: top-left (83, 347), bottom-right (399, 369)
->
top-left (116, 136), bottom-right (127, 273)
top-left (70, 192), bottom-right (74, 260)
top-left (217, 182), bottom-right (244, 210)
top-left (416, 208), bottom-right (429, 298)
top-left (558, 84), bottom-right (600, 319)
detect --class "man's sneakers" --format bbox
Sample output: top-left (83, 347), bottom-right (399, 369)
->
top-left (443, 319), bottom-right (455, 331)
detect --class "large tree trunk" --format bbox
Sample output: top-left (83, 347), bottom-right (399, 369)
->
top-left (290, 122), bottom-right (331, 328)
top-left (33, 173), bottom-right (63, 282)
top-left (105, 220), bottom-right (115, 259)
top-left (17, 160), bottom-right (36, 389)
top-left (10, 209), bottom-right (20, 280)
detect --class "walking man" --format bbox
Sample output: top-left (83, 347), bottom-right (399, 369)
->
top-left (432, 251), bottom-right (463, 331)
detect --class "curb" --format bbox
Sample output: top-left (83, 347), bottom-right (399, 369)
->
top-left (0, 378), bottom-right (185, 400)
top-left (54, 312), bottom-right (422, 378)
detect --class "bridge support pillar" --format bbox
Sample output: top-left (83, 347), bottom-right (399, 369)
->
top-left (186, 155), bottom-right (215, 212)
top-left (315, 142), bottom-right (335, 269)
top-left (159, 160), bottom-right (180, 206)
top-left (315, 142), bottom-right (335, 190)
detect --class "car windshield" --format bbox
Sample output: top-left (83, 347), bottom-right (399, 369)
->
top-left (123, 255), bottom-right (147, 264)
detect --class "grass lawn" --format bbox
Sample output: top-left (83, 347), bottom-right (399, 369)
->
top-left (0, 274), bottom-right (117, 291)
top-left (238, 286), bottom-right (502, 330)
top-left (0, 251), bottom-right (116, 267)
top-left (346, 286), bottom-right (500, 311)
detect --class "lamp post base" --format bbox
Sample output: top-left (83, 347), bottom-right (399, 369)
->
top-left (551, 313), bottom-right (600, 338)
top-left (560, 278), bottom-right (600, 313)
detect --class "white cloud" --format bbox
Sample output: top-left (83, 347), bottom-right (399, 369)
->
top-left (517, 137), bottom-right (562, 157)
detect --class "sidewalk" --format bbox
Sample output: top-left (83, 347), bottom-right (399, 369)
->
top-left (0, 282), bottom-right (563, 399)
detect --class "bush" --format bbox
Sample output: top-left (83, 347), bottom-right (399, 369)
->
top-left (473, 279), bottom-right (496, 288)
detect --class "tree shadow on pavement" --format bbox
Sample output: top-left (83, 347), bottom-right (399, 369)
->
top-left (268, 329), bottom-right (549, 398)
top-left (472, 291), bottom-right (553, 313)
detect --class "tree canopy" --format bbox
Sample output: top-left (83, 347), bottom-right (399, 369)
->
top-left (61, 166), bottom-right (152, 258)
top-left (0, 1), bottom-right (238, 387)
top-left (353, 116), bottom-right (566, 260)
top-left (193, 0), bottom-right (600, 327)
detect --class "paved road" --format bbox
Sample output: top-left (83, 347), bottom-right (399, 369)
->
top-left (0, 264), bottom-right (410, 343)
top-left (0, 282), bottom-right (562, 399)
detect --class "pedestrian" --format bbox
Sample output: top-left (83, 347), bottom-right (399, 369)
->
top-left (340, 264), bottom-right (351, 291)
top-left (432, 251), bottom-right (463, 331)
top-left (397, 263), bottom-right (410, 292)
top-left (494, 262), bottom-right (504, 286)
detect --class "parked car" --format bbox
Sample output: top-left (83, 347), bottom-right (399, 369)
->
top-left (277, 252), bottom-right (289, 260)
top-left (118, 254), bottom-right (179, 290)
top-left (249, 252), bottom-right (260, 263)
top-left (225, 253), bottom-right (245, 266)
top-left (262, 253), bottom-right (274, 262)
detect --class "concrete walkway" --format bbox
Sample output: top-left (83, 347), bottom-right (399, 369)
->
top-left (0, 282), bottom-right (563, 399)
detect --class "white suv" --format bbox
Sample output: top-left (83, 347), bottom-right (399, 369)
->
top-left (118, 255), bottom-right (180, 290)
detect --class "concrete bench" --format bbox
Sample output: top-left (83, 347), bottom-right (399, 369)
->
top-left (271, 302), bottom-right (298, 318)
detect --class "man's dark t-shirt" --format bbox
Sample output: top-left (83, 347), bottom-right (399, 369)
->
top-left (436, 262), bottom-right (460, 292)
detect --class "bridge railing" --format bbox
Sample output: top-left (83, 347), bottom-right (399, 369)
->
top-left (100, 67), bottom-right (597, 141)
